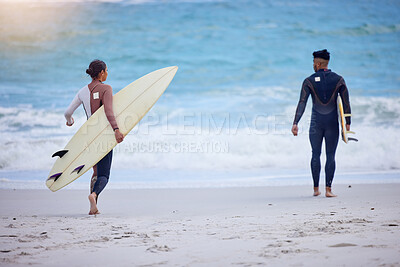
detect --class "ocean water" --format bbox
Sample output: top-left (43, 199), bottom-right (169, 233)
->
top-left (1, 0), bottom-right (400, 189)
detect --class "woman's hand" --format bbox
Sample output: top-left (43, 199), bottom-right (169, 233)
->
top-left (66, 117), bottom-right (74, 126)
top-left (114, 129), bottom-right (124, 143)
top-left (291, 124), bottom-right (298, 136)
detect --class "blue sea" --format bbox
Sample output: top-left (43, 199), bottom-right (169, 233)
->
top-left (1, 0), bottom-right (399, 189)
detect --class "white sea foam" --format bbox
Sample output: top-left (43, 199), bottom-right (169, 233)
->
top-left (1, 94), bottom-right (400, 174)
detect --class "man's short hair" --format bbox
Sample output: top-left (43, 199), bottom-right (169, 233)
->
top-left (314, 57), bottom-right (329, 66)
top-left (313, 49), bottom-right (330, 60)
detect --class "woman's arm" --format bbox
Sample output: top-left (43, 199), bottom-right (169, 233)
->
top-left (103, 86), bottom-right (124, 143)
top-left (64, 93), bottom-right (81, 126)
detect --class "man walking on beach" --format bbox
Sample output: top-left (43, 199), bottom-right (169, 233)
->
top-left (291, 49), bottom-right (351, 197)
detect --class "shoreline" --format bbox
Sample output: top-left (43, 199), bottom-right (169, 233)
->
top-left (1, 169), bottom-right (400, 190)
top-left (1, 184), bottom-right (400, 266)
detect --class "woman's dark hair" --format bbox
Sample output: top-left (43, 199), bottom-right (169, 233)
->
top-left (86, 59), bottom-right (106, 79)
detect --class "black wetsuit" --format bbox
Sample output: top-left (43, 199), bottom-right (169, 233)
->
top-left (92, 150), bottom-right (113, 196)
top-left (294, 69), bottom-right (351, 188)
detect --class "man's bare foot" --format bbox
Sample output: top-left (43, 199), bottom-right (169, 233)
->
top-left (88, 193), bottom-right (99, 215)
top-left (325, 187), bottom-right (337, 197)
top-left (313, 187), bottom-right (321, 196)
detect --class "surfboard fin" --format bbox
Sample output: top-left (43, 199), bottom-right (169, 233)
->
top-left (348, 137), bottom-right (358, 142)
top-left (52, 150), bottom-right (69, 158)
top-left (47, 172), bottom-right (62, 182)
top-left (71, 165), bottom-right (85, 175)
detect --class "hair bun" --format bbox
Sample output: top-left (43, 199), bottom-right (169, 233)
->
top-left (86, 60), bottom-right (106, 79)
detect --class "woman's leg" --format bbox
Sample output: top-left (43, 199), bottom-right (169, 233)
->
top-left (92, 150), bottom-right (113, 196)
top-left (90, 165), bottom-right (97, 194)
top-left (89, 150), bottom-right (113, 214)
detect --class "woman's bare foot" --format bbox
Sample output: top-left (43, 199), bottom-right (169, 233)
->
top-left (88, 192), bottom-right (100, 215)
top-left (325, 187), bottom-right (337, 197)
top-left (313, 187), bottom-right (321, 196)
top-left (89, 210), bottom-right (100, 215)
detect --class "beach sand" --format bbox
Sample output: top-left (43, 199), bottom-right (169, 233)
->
top-left (1, 184), bottom-right (399, 266)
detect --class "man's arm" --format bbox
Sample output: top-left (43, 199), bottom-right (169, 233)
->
top-left (292, 79), bottom-right (311, 135)
top-left (338, 77), bottom-right (351, 126)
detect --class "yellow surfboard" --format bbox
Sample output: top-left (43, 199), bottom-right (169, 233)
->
top-left (46, 66), bottom-right (178, 191)
top-left (337, 95), bottom-right (357, 143)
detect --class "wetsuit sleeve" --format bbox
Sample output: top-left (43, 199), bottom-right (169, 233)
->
top-left (338, 78), bottom-right (351, 125)
top-left (102, 86), bottom-right (119, 130)
top-left (64, 93), bottom-right (81, 125)
top-left (293, 79), bottom-right (311, 125)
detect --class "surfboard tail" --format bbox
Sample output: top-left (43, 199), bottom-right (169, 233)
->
top-left (52, 150), bottom-right (68, 158)
top-left (48, 172), bottom-right (62, 182)
top-left (71, 165), bottom-right (85, 175)
top-left (343, 131), bottom-right (358, 143)
top-left (46, 172), bottom-right (62, 191)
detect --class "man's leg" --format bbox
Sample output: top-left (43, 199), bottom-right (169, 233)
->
top-left (309, 120), bottom-right (324, 196)
top-left (324, 121), bottom-right (339, 197)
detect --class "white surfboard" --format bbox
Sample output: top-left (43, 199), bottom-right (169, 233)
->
top-left (46, 66), bottom-right (178, 191)
top-left (337, 95), bottom-right (357, 143)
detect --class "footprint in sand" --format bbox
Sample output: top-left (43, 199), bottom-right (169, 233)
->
top-left (146, 245), bottom-right (172, 253)
top-left (382, 223), bottom-right (399, 227)
top-left (329, 243), bottom-right (357, 247)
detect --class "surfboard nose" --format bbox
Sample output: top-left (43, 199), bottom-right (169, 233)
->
top-left (170, 66), bottom-right (178, 77)
top-left (159, 66), bottom-right (178, 82)
top-left (169, 66), bottom-right (178, 74)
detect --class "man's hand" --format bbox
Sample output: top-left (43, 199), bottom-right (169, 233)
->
top-left (66, 117), bottom-right (74, 126)
top-left (114, 129), bottom-right (124, 143)
top-left (346, 124), bottom-right (350, 131)
top-left (291, 124), bottom-right (298, 136)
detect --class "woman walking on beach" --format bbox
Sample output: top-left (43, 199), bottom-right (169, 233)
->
top-left (64, 59), bottom-right (124, 215)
